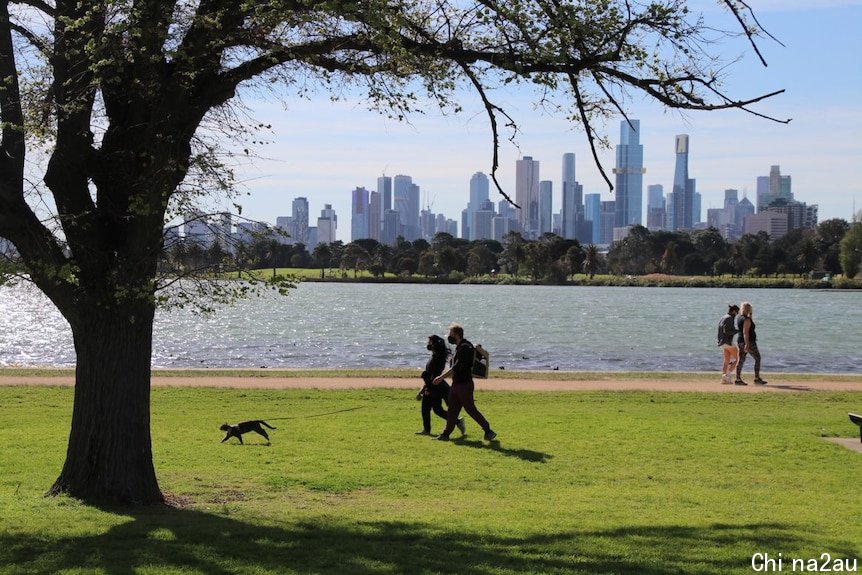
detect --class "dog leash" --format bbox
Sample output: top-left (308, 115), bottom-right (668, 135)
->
top-left (261, 406), bottom-right (364, 421)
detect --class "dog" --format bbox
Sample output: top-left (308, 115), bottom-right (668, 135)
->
top-left (220, 420), bottom-right (277, 444)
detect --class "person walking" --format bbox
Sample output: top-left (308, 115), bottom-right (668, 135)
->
top-left (415, 335), bottom-right (464, 436)
top-left (717, 304), bottom-right (740, 385)
top-left (432, 323), bottom-right (496, 441)
top-left (735, 301), bottom-right (768, 385)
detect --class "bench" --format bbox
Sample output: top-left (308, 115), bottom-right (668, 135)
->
top-left (850, 413), bottom-right (862, 443)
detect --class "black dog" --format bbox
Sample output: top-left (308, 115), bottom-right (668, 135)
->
top-left (220, 420), bottom-right (277, 444)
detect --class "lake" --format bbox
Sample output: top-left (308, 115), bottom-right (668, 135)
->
top-left (1, 282), bottom-right (860, 374)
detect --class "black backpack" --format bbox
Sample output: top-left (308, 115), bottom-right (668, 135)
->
top-left (716, 315), bottom-right (735, 346)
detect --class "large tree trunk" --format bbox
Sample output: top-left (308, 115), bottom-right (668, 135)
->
top-left (47, 302), bottom-right (163, 504)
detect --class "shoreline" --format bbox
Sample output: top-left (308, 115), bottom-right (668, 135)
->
top-left (1, 369), bottom-right (860, 392)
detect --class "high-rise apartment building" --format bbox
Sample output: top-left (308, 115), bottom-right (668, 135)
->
top-left (613, 120), bottom-right (645, 228)
top-left (515, 156), bottom-right (540, 239)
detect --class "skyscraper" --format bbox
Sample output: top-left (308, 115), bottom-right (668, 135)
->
top-left (376, 175), bottom-right (392, 234)
top-left (584, 193), bottom-right (601, 245)
top-left (292, 197), bottom-right (309, 244)
top-left (539, 180), bottom-right (553, 236)
top-left (350, 186), bottom-right (370, 241)
top-left (561, 153), bottom-right (579, 239)
top-left (317, 204), bottom-right (337, 244)
top-left (368, 191), bottom-right (381, 242)
top-left (393, 174), bottom-right (420, 240)
top-left (646, 184), bottom-right (665, 229)
top-left (613, 120), bottom-right (645, 228)
top-left (515, 156), bottom-right (540, 239)
top-left (670, 134), bottom-right (693, 230)
top-left (464, 171), bottom-right (490, 239)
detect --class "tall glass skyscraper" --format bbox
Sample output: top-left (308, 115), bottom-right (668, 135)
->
top-left (670, 134), bottom-right (693, 230)
top-left (613, 120), bottom-right (645, 228)
top-left (516, 156), bottom-right (540, 239)
top-left (464, 171), bottom-right (490, 239)
top-left (351, 186), bottom-right (370, 241)
top-left (561, 153), bottom-right (578, 239)
top-left (539, 180), bottom-right (553, 236)
top-left (292, 197), bottom-right (309, 244)
top-left (584, 193), bottom-right (601, 245)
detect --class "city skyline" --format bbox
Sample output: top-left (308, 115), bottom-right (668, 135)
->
top-left (219, 2), bottom-right (860, 243)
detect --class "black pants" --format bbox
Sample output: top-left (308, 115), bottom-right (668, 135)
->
top-left (421, 394), bottom-right (449, 432)
top-left (737, 342), bottom-right (762, 379)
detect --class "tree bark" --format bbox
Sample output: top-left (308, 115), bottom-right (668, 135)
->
top-left (47, 302), bottom-right (163, 504)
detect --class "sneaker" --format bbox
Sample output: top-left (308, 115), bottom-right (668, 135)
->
top-left (734, 379), bottom-right (748, 386)
top-left (754, 378), bottom-right (768, 385)
top-left (456, 417), bottom-right (466, 435)
top-left (415, 430), bottom-right (431, 435)
top-left (720, 375), bottom-right (731, 385)
top-left (483, 429), bottom-right (497, 441)
top-left (435, 434), bottom-right (450, 441)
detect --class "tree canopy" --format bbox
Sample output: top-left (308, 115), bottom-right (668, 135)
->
top-left (0, 0), bottom-right (787, 503)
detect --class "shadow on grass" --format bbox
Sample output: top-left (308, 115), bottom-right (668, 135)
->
top-left (2, 506), bottom-right (858, 575)
top-left (451, 437), bottom-right (553, 463)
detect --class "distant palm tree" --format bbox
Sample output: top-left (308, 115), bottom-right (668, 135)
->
top-left (583, 244), bottom-right (600, 279)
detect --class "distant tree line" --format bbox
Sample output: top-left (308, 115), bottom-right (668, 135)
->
top-left (156, 217), bottom-right (862, 282)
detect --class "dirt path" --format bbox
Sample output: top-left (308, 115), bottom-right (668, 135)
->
top-left (1, 374), bottom-right (860, 392)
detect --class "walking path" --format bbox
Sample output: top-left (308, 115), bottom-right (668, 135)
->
top-left (1, 373), bottom-right (860, 392)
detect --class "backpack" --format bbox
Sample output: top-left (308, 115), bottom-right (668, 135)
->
top-left (716, 315), bottom-right (735, 346)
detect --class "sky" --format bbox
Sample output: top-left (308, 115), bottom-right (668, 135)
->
top-left (224, 1), bottom-right (862, 244)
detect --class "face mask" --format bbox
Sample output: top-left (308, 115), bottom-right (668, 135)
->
top-left (447, 335), bottom-right (456, 344)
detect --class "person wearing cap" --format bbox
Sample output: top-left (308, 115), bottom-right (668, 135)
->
top-left (415, 334), bottom-right (464, 436)
top-left (717, 304), bottom-right (740, 385)
top-left (432, 323), bottom-right (496, 442)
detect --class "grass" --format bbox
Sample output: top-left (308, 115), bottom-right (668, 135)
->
top-left (1, 385), bottom-right (861, 574)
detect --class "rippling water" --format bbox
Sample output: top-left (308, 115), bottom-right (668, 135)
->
top-left (1, 281), bottom-right (860, 373)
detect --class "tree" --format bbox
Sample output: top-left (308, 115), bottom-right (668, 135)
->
top-left (583, 245), bottom-right (601, 279)
top-left (0, 1), bottom-right (786, 503)
top-left (839, 223), bottom-right (862, 279)
top-left (501, 231), bottom-right (527, 277)
top-left (817, 218), bottom-right (850, 275)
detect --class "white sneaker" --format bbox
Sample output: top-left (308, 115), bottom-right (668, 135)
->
top-left (720, 374), bottom-right (731, 385)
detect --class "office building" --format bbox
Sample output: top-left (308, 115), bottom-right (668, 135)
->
top-left (351, 186), bottom-right (370, 241)
top-left (669, 134), bottom-right (694, 230)
top-left (613, 120), bottom-right (645, 228)
top-left (317, 204), bottom-right (337, 245)
top-left (515, 156), bottom-right (541, 239)
top-left (464, 172), bottom-right (490, 240)
top-left (646, 184), bottom-right (665, 230)
top-left (561, 153), bottom-right (582, 239)
top-left (584, 193), bottom-right (601, 245)
top-left (539, 180), bottom-right (553, 236)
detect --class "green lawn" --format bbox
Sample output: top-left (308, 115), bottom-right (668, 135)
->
top-left (1, 386), bottom-right (860, 574)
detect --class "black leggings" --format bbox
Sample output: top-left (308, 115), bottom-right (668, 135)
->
top-left (421, 394), bottom-right (449, 432)
top-left (737, 342), bottom-right (762, 379)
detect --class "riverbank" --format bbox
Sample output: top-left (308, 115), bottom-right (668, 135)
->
top-left (2, 369), bottom-right (860, 392)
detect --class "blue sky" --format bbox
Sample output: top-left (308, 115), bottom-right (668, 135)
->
top-left (229, 1), bottom-right (862, 243)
